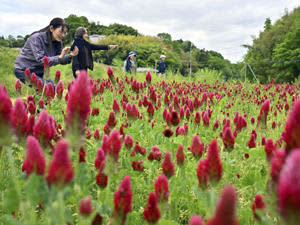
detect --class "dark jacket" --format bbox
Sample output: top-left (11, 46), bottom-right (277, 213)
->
top-left (14, 31), bottom-right (71, 78)
top-left (158, 61), bottom-right (166, 73)
top-left (123, 58), bottom-right (137, 74)
top-left (71, 38), bottom-right (109, 78)
top-left (125, 58), bottom-right (132, 72)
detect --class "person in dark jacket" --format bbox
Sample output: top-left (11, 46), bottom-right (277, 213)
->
top-left (158, 55), bottom-right (166, 74)
top-left (71, 27), bottom-right (117, 78)
top-left (123, 52), bottom-right (137, 74)
top-left (14, 17), bottom-right (78, 85)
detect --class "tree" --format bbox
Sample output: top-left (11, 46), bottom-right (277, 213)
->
top-left (264, 18), bottom-right (272, 31)
top-left (157, 33), bottom-right (172, 41)
top-left (244, 7), bottom-right (300, 83)
top-left (273, 27), bottom-right (300, 82)
top-left (2, 13), bottom-right (236, 77)
top-left (106, 23), bottom-right (138, 36)
top-left (194, 49), bottom-right (209, 68)
top-left (64, 14), bottom-right (90, 44)
top-left (207, 56), bottom-right (226, 71)
top-left (180, 41), bottom-right (193, 52)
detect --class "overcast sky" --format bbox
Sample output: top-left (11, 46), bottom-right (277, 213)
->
top-left (0, 0), bottom-right (299, 62)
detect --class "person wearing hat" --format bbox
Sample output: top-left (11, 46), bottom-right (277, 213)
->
top-left (124, 51), bottom-right (137, 74)
top-left (71, 27), bottom-right (117, 78)
top-left (158, 55), bottom-right (166, 74)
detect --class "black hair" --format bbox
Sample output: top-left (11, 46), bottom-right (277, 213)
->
top-left (31, 18), bottom-right (69, 50)
top-left (31, 17), bottom-right (69, 35)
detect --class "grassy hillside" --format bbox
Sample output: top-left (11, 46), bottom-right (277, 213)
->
top-left (0, 47), bottom-right (26, 97)
top-left (0, 46), bottom-right (224, 99)
top-left (1, 45), bottom-right (299, 225)
top-left (0, 46), bottom-right (113, 98)
top-left (2, 14), bottom-right (238, 79)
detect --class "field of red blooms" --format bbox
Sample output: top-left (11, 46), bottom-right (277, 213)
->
top-left (1, 59), bottom-right (300, 225)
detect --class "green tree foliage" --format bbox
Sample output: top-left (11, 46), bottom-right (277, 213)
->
top-left (264, 18), bottom-right (272, 31)
top-left (0, 36), bottom-right (9, 47)
top-left (93, 35), bottom-right (177, 70)
top-left (245, 7), bottom-right (300, 83)
top-left (273, 26), bottom-right (300, 82)
top-left (64, 15), bottom-right (139, 45)
top-left (93, 33), bottom-right (235, 77)
top-left (106, 23), bottom-right (138, 36)
top-left (157, 33), bottom-right (172, 41)
top-left (180, 40), bottom-right (193, 53)
top-left (1, 14), bottom-right (237, 78)
top-left (64, 14), bottom-right (90, 44)
top-left (0, 35), bottom-right (26, 48)
top-left (194, 49), bottom-right (210, 68)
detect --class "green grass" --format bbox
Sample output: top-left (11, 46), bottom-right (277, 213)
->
top-left (0, 46), bottom-right (299, 225)
top-left (0, 47), bottom-right (224, 99)
top-left (0, 46), bottom-right (113, 99)
top-left (0, 47), bottom-right (27, 98)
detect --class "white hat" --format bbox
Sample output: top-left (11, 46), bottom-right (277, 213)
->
top-left (128, 52), bottom-right (136, 57)
top-left (160, 55), bottom-right (166, 58)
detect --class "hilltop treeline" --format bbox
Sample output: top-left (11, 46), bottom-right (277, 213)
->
top-left (64, 15), bottom-right (236, 77)
top-left (0, 14), bottom-right (236, 78)
top-left (244, 7), bottom-right (300, 83)
top-left (2, 8), bottom-right (300, 82)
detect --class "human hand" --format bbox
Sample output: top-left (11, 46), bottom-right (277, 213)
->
top-left (109, 45), bottom-right (118, 50)
top-left (75, 70), bottom-right (80, 76)
top-left (70, 46), bottom-right (79, 57)
top-left (59, 47), bottom-right (71, 59)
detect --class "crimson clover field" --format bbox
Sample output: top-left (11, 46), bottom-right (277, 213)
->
top-left (0, 66), bottom-right (300, 225)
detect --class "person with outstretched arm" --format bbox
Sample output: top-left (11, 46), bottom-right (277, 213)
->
top-left (14, 17), bottom-right (78, 85)
top-left (71, 27), bottom-right (117, 78)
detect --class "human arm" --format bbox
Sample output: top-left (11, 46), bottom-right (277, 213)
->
top-left (28, 35), bottom-right (78, 66)
top-left (109, 45), bottom-right (118, 49)
top-left (72, 53), bottom-right (80, 72)
top-left (58, 46), bottom-right (79, 65)
top-left (89, 43), bottom-right (110, 51)
top-left (29, 36), bottom-right (60, 66)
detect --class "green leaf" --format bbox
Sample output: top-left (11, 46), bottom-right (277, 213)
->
top-left (64, 208), bottom-right (73, 225)
top-left (24, 174), bottom-right (49, 206)
top-left (159, 219), bottom-right (180, 225)
top-left (99, 202), bottom-right (112, 216)
top-left (85, 139), bottom-right (95, 149)
top-left (0, 215), bottom-right (20, 225)
top-left (75, 162), bottom-right (89, 188)
top-left (3, 186), bottom-right (19, 213)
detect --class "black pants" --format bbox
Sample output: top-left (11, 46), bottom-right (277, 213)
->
top-left (14, 71), bottom-right (55, 87)
top-left (72, 67), bottom-right (88, 79)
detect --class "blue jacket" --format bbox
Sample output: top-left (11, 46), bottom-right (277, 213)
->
top-left (124, 58), bottom-right (136, 73)
top-left (158, 61), bottom-right (166, 73)
top-left (125, 58), bottom-right (132, 72)
top-left (14, 31), bottom-right (71, 78)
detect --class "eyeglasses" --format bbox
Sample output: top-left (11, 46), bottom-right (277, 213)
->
top-left (58, 28), bottom-right (67, 36)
